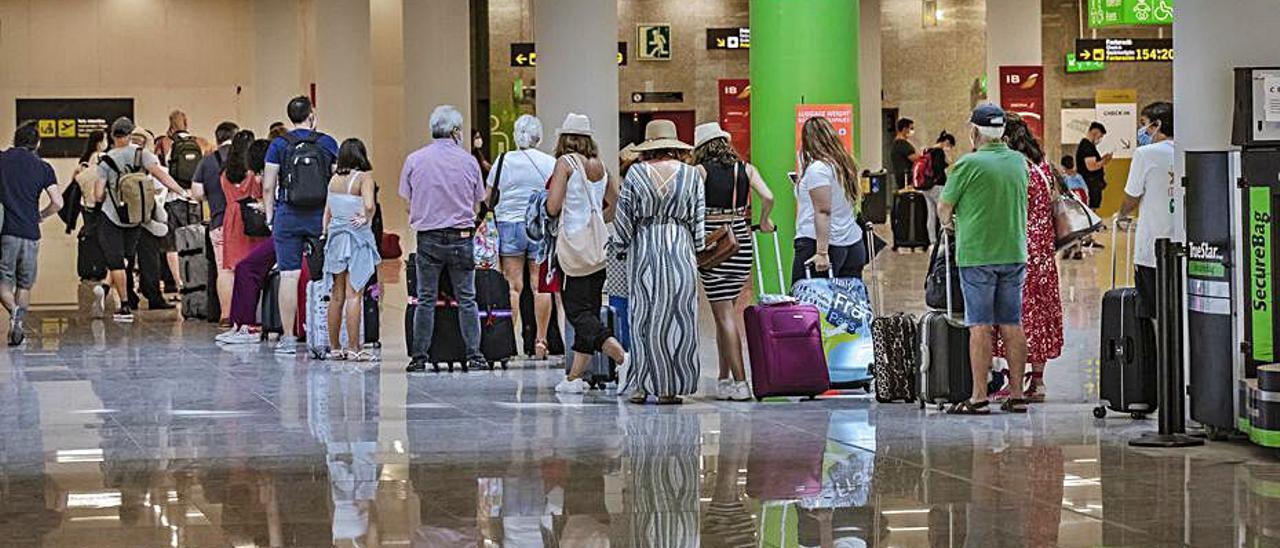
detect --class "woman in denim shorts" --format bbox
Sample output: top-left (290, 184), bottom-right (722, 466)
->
top-left (487, 115), bottom-right (558, 359)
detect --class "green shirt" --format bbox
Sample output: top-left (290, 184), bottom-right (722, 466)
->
top-left (939, 142), bottom-right (1028, 267)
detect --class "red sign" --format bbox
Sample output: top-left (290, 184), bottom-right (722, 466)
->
top-left (718, 79), bottom-right (751, 162)
top-left (999, 65), bottom-right (1045, 140)
top-left (795, 104), bottom-right (855, 173)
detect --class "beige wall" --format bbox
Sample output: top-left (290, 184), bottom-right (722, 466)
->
top-left (487, 0), bottom-right (750, 152)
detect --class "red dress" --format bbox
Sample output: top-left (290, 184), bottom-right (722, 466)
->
top-left (995, 159), bottom-right (1064, 364)
top-left (220, 171), bottom-right (267, 270)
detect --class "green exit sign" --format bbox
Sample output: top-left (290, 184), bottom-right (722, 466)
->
top-left (1088, 0), bottom-right (1173, 28)
top-left (1066, 52), bottom-right (1106, 73)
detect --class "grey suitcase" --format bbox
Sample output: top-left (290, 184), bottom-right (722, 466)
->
top-left (176, 224), bottom-right (208, 319)
top-left (916, 231), bottom-right (976, 409)
top-left (563, 306), bottom-right (617, 389)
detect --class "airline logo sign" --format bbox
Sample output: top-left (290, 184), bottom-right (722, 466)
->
top-left (999, 66), bottom-right (1045, 140)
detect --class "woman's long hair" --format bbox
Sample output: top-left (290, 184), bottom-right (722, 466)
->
top-left (693, 136), bottom-right (739, 168)
top-left (223, 130), bottom-right (256, 184)
top-left (1003, 115), bottom-right (1044, 165)
top-left (554, 134), bottom-right (599, 159)
top-left (800, 117), bottom-right (860, 204)
top-left (79, 130), bottom-right (105, 164)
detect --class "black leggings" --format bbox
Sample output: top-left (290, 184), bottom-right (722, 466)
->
top-left (561, 269), bottom-right (612, 354)
top-left (791, 237), bottom-right (867, 283)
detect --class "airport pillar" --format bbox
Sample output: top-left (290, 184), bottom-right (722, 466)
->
top-left (985, 0), bottom-right (1041, 107)
top-left (403, 0), bottom-right (472, 150)
top-left (533, 0), bottom-right (620, 169)
top-left (750, 0), bottom-right (860, 288)
top-left (313, 0), bottom-right (373, 144)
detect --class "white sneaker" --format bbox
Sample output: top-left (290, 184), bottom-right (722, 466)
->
top-left (730, 381), bottom-right (753, 401)
top-left (555, 378), bottom-right (587, 394)
top-left (91, 284), bottom-right (106, 319)
top-left (219, 326), bottom-right (260, 345)
top-left (214, 327), bottom-right (238, 343)
top-left (615, 354), bottom-right (631, 394)
top-left (274, 335), bottom-right (299, 355)
top-left (715, 379), bottom-right (733, 400)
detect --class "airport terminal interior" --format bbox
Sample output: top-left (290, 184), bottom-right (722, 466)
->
top-left (3, 0), bottom-right (1280, 546)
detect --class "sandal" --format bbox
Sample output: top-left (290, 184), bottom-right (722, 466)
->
top-left (1024, 372), bottom-right (1045, 403)
top-left (656, 396), bottom-right (683, 406)
top-left (1001, 398), bottom-right (1029, 413)
top-left (629, 392), bottom-right (648, 405)
top-left (534, 339), bottom-right (549, 361)
top-left (327, 349), bottom-right (349, 361)
top-left (946, 399), bottom-right (991, 415)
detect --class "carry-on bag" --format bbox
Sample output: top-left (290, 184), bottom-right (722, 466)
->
top-left (259, 269), bottom-right (283, 337)
top-left (924, 229), bottom-right (965, 313)
top-left (744, 231), bottom-right (830, 400)
top-left (917, 231), bottom-right (974, 409)
top-left (869, 226), bottom-right (918, 403)
top-left (563, 306), bottom-right (617, 388)
top-left (176, 223), bottom-right (209, 319)
top-left (1094, 220), bottom-right (1157, 419)
top-left (790, 268), bottom-right (874, 389)
top-left (891, 190), bottom-right (931, 251)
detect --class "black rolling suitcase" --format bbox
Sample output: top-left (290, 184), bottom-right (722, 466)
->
top-left (259, 269), bottom-right (283, 337)
top-left (861, 170), bottom-right (889, 225)
top-left (892, 190), bottom-right (930, 251)
top-left (916, 231), bottom-right (974, 409)
top-left (1094, 225), bottom-right (1157, 419)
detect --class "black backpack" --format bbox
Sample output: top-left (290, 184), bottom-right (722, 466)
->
top-left (278, 133), bottom-right (333, 208)
top-left (168, 133), bottom-right (203, 186)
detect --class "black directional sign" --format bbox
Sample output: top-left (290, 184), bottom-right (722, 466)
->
top-left (1075, 38), bottom-right (1173, 63)
top-left (707, 28), bottom-right (750, 50)
top-left (510, 42), bottom-right (629, 67)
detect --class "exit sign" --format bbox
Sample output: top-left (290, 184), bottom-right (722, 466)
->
top-left (1066, 52), bottom-right (1105, 73)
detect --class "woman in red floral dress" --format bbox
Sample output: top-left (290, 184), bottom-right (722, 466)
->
top-left (994, 116), bottom-right (1064, 402)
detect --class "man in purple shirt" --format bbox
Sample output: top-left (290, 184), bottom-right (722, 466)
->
top-left (400, 105), bottom-right (487, 372)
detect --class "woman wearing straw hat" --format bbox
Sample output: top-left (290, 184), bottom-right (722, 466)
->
top-left (614, 120), bottom-right (706, 405)
top-left (546, 113), bottom-right (629, 394)
top-left (692, 122), bottom-right (775, 401)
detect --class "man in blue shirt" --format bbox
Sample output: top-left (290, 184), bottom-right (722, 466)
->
top-left (0, 123), bottom-right (64, 345)
top-left (261, 96), bottom-right (338, 354)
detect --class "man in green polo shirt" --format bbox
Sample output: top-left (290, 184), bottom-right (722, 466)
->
top-left (937, 103), bottom-right (1030, 414)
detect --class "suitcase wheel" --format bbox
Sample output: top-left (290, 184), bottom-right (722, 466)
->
top-left (432, 363), bottom-right (441, 373)
top-left (1092, 406), bottom-right (1106, 419)
top-left (1130, 412), bottom-right (1147, 420)
top-left (918, 399), bottom-right (926, 410)
top-left (500, 361), bottom-right (509, 370)
top-left (460, 362), bottom-right (469, 373)
top-left (447, 363), bottom-right (454, 373)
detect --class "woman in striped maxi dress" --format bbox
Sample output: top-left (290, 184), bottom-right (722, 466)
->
top-left (614, 120), bottom-right (705, 405)
top-left (692, 123), bottom-right (775, 402)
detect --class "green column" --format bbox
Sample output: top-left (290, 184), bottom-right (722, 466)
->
top-left (750, 0), bottom-right (860, 290)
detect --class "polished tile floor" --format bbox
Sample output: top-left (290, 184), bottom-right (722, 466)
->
top-left (3, 237), bottom-right (1278, 547)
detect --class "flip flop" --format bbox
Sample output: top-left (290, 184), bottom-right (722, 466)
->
top-left (1001, 398), bottom-right (1029, 413)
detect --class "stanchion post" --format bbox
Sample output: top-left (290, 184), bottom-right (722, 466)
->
top-left (1130, 238), bottom-right (1204, 448)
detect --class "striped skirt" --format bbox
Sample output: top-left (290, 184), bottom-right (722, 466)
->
top-left (698, 212), bottom-right (753, 302)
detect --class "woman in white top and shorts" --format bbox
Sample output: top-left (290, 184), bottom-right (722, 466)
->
top-left (488, 115), bottom-right (557, 359)
top-left (792, 116), bottom-right (864, 283)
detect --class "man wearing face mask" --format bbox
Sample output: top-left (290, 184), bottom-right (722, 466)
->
top-left (889, 117), bottom-right (919, 192)
top-left (1118, 102), bottom-right (1176, 319)
top-left (399, 105), bottom-right (488, 373)
top-left (262, 95), bottom-right (339, 355)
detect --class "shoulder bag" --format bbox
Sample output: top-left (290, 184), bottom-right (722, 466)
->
top-left (1040, 160), bottom-right (1103, 250)
top-left (556, 155), bottom-right (608, 276)
top-left (697, 162), bottom-right (743, 269)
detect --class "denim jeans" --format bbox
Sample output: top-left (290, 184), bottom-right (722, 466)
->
top-left (412, 229), bottom-right (482, 361)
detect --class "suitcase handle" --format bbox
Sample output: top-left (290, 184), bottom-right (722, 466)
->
top-left (942, 229), bottom-right (958, 318)
top-left (1109, 214), bottom-right (1137, 290)
top-left (752, 229), bottom-right (787, 297)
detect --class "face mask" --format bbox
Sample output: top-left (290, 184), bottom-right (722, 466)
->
top-left (1137, 125), bottom-right (1152, 147)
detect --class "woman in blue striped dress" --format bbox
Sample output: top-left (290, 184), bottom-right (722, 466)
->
top-left (613, 120), bottom-right (705, 405)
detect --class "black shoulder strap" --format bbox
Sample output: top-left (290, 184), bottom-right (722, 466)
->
top-left (100, 154), bottom-right (123, 176)
top-left (214, 149), bottom-right (224, 167)
top-left (281, 133), bottom-right (300, 146)
top-left (133, 148), bottom-right (144, 173)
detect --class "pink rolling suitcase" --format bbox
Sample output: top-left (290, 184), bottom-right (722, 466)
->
top-left (744, 231), bottom-right (831, 400)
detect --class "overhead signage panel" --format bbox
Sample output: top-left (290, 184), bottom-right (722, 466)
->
top-left (1075, 38), bottom-right (1173, 63)
top-left (510, 42), bottom-right (628, 67)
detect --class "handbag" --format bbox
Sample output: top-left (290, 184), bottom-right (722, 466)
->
top-left (556, 155), bottom-right (608, 277)
top-left (1038, 161), bottom-right (1103, 250)
top-left (697, 162), bottom-right (744, 269)
top-left (238, 198), bottom-right (271, 237)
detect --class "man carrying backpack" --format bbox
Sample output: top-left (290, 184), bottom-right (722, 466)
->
top-left (0, 123), bottom-right (64, 345)
top-left (262, 96), bottom-right (338, 354)
top-left (94, 117), bottom-right (189, 323)
top-left (164, 109), bottom-right (204, 293)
